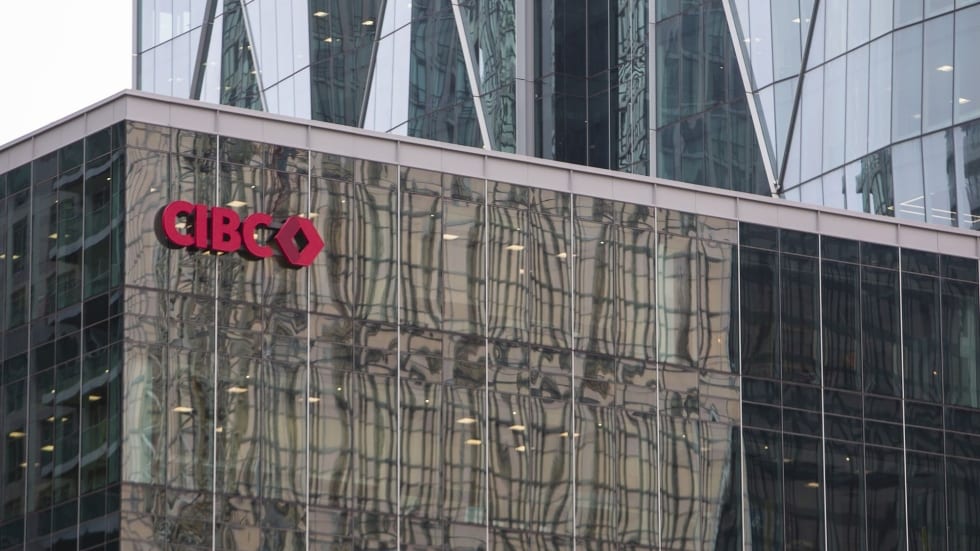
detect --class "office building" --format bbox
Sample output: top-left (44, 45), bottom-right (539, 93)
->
top-left (2, 91), bottom-right (980, 550)
top-left (136, 0), bottom-right (980, 229)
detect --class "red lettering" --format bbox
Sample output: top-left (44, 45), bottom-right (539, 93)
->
top-left (160, 200), bottom-right (194, 247)
top-left (209, 206), bottom-right (241, 253)
top-left (193, 204), bottom-right (209, 249)
top-left (157, 201), bottom-right (324, 266)
top-left (241, 213), bottom-right (273, 258)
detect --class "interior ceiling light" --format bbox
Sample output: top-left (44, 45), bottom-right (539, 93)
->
top-left (515, 445), bottom-right (526, 452)
top-left (173, 406), bottom-right (193, 413)
top-left (505, 244), bottom-right (524, 251)
top-left (443, 233), bottom-right (460, 241)
top-left (959, 98), bottom-right (972, 104)
top-left (362, 19), bottom-right (375, 26)
top-left (465, 438), bottom-right (482, 446)
top-left (8, 431), bottom-right (25, 439)
top-left (323, 37), bottom-right (333, 43)
top-left (313, 10), bottom-right (328, 17)
top-left (40, 444), bottom-right (54, 452)
top-left (937, 65), bottom-right (954, 72)
top-left (509, 424), bottom-right (526, 432)
top-left (791, 17), bottom-right (801, 23)
top-left (227, 386), bottom-right (249, 394)
top-left (456, 417), bottom-right (477, 425)
top-left (88, 394), bottom-right (102, 401)
top-left (226, 200), bottom-right (247, 208)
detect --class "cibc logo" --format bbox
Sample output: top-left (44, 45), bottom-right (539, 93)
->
top-left (156, 201), bottom-right (324, 267)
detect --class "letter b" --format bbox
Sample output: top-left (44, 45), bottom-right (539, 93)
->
top-left (210, 207), bottom-right (242, 253)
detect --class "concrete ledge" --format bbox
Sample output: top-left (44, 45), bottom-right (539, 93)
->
top-left (0, 89), bottom-right (977, 260)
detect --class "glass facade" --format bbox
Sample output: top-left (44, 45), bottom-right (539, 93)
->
top-left (136, 0), bottom-right (980, 235)
top-left (7, 108), bottom-right (980, 549)
top-left (733, 0), bottom-right (980, 230)
top-left (0, 125), bottom-right (126, 550)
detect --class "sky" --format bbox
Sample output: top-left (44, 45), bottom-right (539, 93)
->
top-left (0, 0), bottom-right (133, 145)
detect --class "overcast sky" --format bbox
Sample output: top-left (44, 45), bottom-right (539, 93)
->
top-left (0, 0), bottom-right (132, 145)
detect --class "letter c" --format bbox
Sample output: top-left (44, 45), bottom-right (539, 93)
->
top-left (158, 200), bottom-right (195, 248)
top-left (241, 212), bottom-right (274, 258)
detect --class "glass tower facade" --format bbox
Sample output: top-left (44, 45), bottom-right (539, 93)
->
top-left (0, 126), bottom-right (126, 550)
top-left (135, 0), bottom-right (980, 230)
top-left (4, 94), bottom-right (980, 549)
top-left (135, 0), bottom-right (771, 193)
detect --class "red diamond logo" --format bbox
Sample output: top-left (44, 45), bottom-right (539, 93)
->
top-left (274, 216), bottom-right (324, 267)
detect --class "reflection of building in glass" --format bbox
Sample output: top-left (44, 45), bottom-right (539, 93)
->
top-left (3, 92), bottom-right (980, 549)
top-left (854, 148), bottom-right (893, 216)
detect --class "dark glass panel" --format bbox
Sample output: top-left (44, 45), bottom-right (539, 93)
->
top-left (739, 222), bottom-right (778, 251)
top-left (825, 389), bottom-right (863, 417)
top-left (33, 152), bottom-right (58, 184)
top-left (743, 403), bottom-right (781, 431)
top-left (743, 377), bottom-right (778, 405)
top-left (782, 384), bottom-right (820, 412)
top-left (218, 0), bottom-right (261, 109)
top-left (85, 128), bottom-right (112, 161)
top-left (861, 242), bottom-right (899, 269)
top-left (780, 229), bottom-right (818, 257)
top-left (740, 247), bottom-right (778, 379)
top-left (827, 414), bottom-right (864, 442)
top-left (403, 3), bottom-right (482, 148)
top-left (941, 254), bottom-right (978, 282)
top-left (866, 421), bottom-right (905, 449)
top-left (783, 409), bottom-right (821, 436)
top-left (309, 1), bottom-right (382, 126)
top-left (823, 261), bottom-right (861, 391)
top-left (945, 406), bottom-right (980, 434)
top-left (866, 396), bottom-right (902, 422)
top-left (863, 268), bottom-right (901, 396)
top-left (780, 255), bottom-right (819, 384)
top-left (942, 279), bottom-right (980, 408)
top-left (745, 429), bottom-right (782, 550)
top-left (826, 441), bottom-right (866, 551)
top-left (947, 458), bottom-right (980, 548)
top-left (907, 453), bottom-right (947, 551)
top-left (903, 249), bottom-right (940, 276)
top-left (7, 163), bottom-right (30, 194)
top-left (903, 273), bottom-right (942, 402)
top-left (31, 177), bottom-right (57, 320)
top-left (906, 427), bottom-right (944, 454)
top-left (821, 236), bottom-right (859, 264)
top-left (947, 431), bottom-right (980, 459)
top-left (783, 435), bottom-right (822, 551)
top-left (906, 402), bottom-right (943, 428)
top-left (866, 447), bottom-right (907, 551)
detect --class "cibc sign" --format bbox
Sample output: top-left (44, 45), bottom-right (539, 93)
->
top-left (156, 201), bottom-right (324, 267)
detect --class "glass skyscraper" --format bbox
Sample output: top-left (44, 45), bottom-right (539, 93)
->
top-left (136, 0), bottom-right (980, 229)
top-left (2, 90), bottom-right (980, 551)
top-left (0, 1), bottom-right (977, 549)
